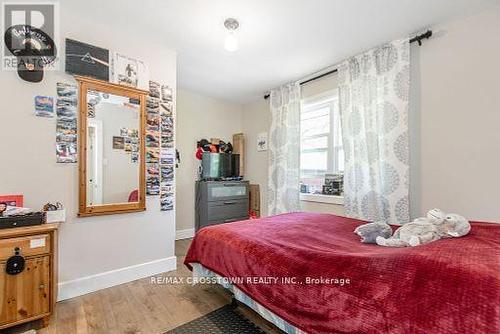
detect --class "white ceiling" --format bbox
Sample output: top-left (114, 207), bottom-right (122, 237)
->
top-left (75, 0), bottom-right (499, 103)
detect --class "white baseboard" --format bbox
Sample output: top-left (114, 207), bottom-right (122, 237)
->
top-left (176, 228), bottom-right (195, 240)
top-left (57, 256), bottom-right (177, 301)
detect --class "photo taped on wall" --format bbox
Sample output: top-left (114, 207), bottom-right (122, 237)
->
top-left (147, 175), bottom-right (160, 195)
top-left (146, 97), bottom-right (160, 111)
top-left (112, 136), bottom-right (125, 149)
top-left (56, 105), bottom-right (77, 120)
top-left (160, 151), bottom-right (175, 165)
top-left (161, 135), bottom-right (174, 148)
top-left (161, 85), bottom-right (173, 103)
top-left (57, 133), bottom-right (77, 143)
top-left (146, 130), bottom-right (160, 148)
top-left (149, 81), bottom-right (161, 98)
top-left (57, 82), bottom-right (77, 98)
top-left (146, 113), bottom-right (160, 131)
top-left (128, 129), bottom-right (139, 138)
top-left (34, 96), bottom-right (54, 117)
top-left (120, 127), bottom-right (128, 137)
top-left (160, 102), bottom-right (172, 116)
top-left (147, 163), bottom-right (159, 176)
top-left (56, 118), bottom-right (77, 136)
top-left (56, 142), bottom-right (77, 163)
top-left (160, 192), bottom-right (174, 211)
top-left (161, 165), bottom-right (174, 180)
top-left (146, 147), bottom-right (159, 163)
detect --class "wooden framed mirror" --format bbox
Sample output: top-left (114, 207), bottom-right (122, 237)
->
top-left (76, 76), bottom-right (147, 216)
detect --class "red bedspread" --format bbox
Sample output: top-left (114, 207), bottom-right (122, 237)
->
top-left (184, 212), bottom-right (500, 334)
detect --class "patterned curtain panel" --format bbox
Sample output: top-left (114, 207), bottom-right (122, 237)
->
top-left (268, 83), bottom-right (301, 215)
top-left (338, 38), bottom-right (410, 225)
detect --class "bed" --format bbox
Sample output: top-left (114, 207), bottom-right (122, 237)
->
top-left (184, 212), bottom-right (500, 334)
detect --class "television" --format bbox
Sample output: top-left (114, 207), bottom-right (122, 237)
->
top-left (201, 153), bottom-right (240, 180)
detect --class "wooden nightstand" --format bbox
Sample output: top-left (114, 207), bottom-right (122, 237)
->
top-left (0, 223), bottom-right (59, 330)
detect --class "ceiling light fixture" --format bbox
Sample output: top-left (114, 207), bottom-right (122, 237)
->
top-left (224, 18), bottom-right (239, 52)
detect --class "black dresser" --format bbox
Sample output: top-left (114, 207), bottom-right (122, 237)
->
top-left (195, 180), bottom-right (249, 231)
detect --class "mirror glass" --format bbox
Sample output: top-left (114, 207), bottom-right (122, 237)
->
top-left (86, 89), bottom-right (141, 206)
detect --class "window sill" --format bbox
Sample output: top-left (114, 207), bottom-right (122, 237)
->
top-left (300, 193), bottom-right (344, 205)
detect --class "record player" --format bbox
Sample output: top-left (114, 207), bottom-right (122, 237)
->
top-left (0, 212), bottom-right (46, 229)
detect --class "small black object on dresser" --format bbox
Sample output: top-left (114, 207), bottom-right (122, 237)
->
top-left (0, 212), bottom-right (46, 229)
top-left (195, 181), bottom-right (249, 231)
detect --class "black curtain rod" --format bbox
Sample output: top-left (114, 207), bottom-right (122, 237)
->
top-left (264, 30), bottom-right (432, 99)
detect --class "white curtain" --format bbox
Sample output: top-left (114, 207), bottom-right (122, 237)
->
top-left (268, 82), bottom-right (301, 215)
top-left (339, 38), bottom-right (410, 224)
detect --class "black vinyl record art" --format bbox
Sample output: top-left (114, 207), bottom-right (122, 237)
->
top-left (4, 25), bottom-right (56, 83)
top-left (65, 38), bottom-right (109, 81)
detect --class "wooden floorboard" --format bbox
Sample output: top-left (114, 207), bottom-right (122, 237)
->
top-left (5, 238), bottom-right (282, 334)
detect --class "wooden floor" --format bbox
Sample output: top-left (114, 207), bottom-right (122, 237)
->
top-left (6, 239), bottom-right (282, 334)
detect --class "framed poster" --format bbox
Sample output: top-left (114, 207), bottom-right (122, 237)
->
top-left (65, 39), bottom-right (110, 81)
top-left (112, 52), bottom-right (149, 90)
top-left (257, 132), bottom-right (268, 151)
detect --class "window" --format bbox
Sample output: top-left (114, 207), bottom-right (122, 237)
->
top-left (300, 90), bottom-right (343, 195)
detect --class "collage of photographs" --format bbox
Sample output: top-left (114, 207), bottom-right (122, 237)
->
top-left (26, 36), bottom-right (177, 212)
top-left (55, 83), bottom-right (78, 163)
top-left (146, 80), bottom-right (175, 211)
top-left (113, 127), bottom-right (140, 163)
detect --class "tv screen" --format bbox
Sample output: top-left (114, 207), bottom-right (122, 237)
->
top-left (201, 153), bottom-right (240, 180)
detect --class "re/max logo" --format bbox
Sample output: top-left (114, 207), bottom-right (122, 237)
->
top-left (2, 2), bottom-right (59, 70)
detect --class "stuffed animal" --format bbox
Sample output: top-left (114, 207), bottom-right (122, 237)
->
top-left (354, 222), bottom-right (393, 244)
top-left (436, 213), bottom-right (471, 238)
top-left (375, 209), bottom-right (471, 247)
top-left (353, 208), bottom-right (447, 244)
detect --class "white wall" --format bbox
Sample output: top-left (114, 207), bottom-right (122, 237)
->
top-left (175, 90), bottom-right (243, 233)
top-left (0, 2), bottom-right (177, 299)
top-left (417, 7), bottom-right (500, 221)
top-left (242, 7), bottom-right (500, 222)
top-left (242, 99), bottom-right (271, 216)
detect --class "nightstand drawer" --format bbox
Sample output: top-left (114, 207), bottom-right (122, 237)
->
top-left (0, 224), bottom-right (58, 331)
top-left (0, 256), bottom-right (50, 326)
top-left (0, 234), bottom-right (50, 261)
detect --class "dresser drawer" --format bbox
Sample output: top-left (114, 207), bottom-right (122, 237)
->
top-left (207, 199), bottom-right (248, 221)
top-left (0, 234), bottom-right (50, 261)
top-left (201, 216), bottom-right (249, 229)
top-left (209, 216), bottom-right (249, 225)
top-left (206, 182), bottom-right (249, 202)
